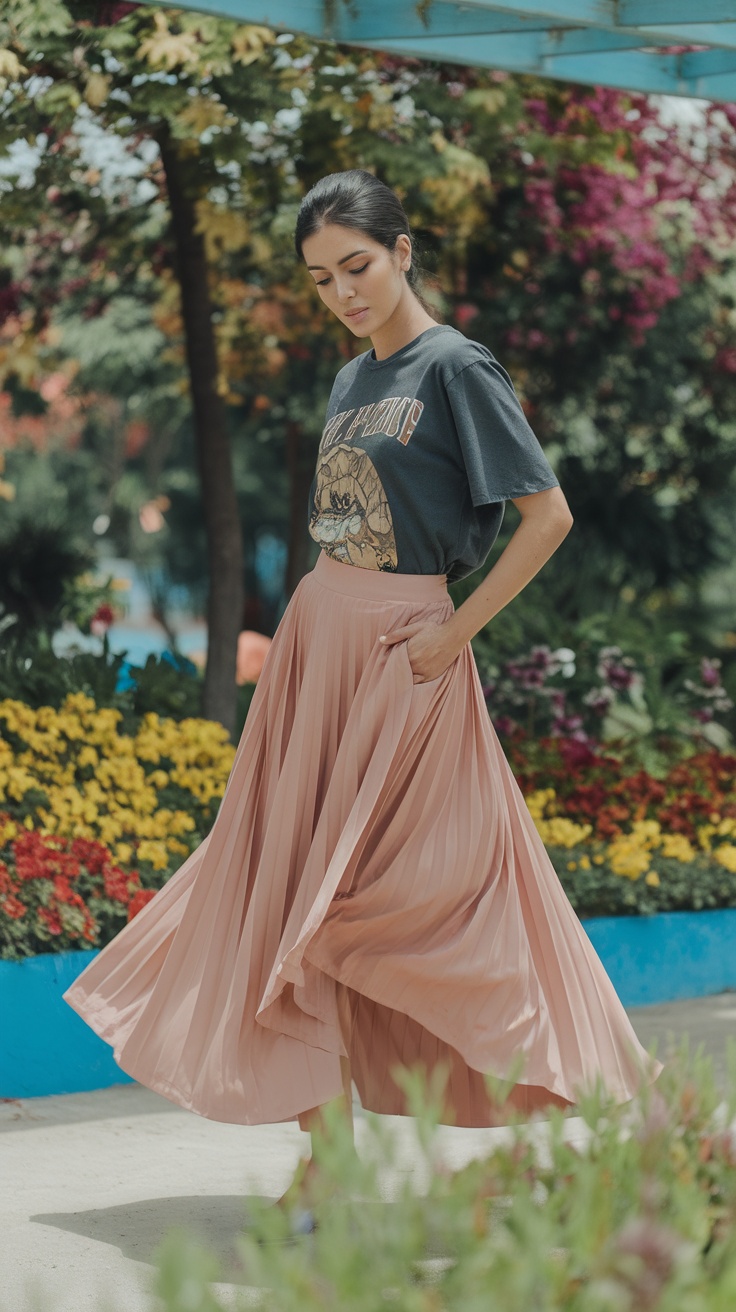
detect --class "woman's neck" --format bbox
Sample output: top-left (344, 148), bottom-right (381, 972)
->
top-left (369, 298), bottom-right (439, 361)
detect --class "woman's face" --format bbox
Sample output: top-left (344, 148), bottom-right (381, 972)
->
top-left (301, 223), bottom-right (412, 339)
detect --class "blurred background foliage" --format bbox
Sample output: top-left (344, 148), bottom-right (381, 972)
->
top-left (0, 3), bottom-right (734, 742)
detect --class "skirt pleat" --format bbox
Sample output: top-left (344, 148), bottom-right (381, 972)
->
top-left (63, 550), bottom-right (662, 1127)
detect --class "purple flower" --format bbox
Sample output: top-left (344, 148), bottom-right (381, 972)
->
top-left (700, 657), bottom-right (722, 688)
top-left (493, 715), bottom-right (517, 735)
top-left (607, 664), bottom-right (635, 692)
top-left (583, 686), bottom-right (615, 714)
top-left (597, 645), bottom-right (639, 692)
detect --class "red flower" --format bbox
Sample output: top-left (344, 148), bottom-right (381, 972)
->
top-left (127, 888), bottom-right (155, 922)
top-left (56, 851), bottom-right (82, 880)
top-left (52, 875), bottom-right (74, 902)
top-left (103, 864), bottom-right (135, 904)
top-left (70, 837), bottom-right (111, 876)
top-left (0, 862), bottom-right (13, 895)
top-left (1, 893), bottom-right (27, 919)
top-left (557, 739), bottom-right (599, 771)
top-left (11, 831), bottom-right (82, 882)
top-left (90, 604), bottom-right (115, 633)
top-left (37, 905), bottom-right (62, 935)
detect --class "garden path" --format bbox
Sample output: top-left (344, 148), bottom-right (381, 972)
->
top-left (1, 993), bottom-right (733, 1312)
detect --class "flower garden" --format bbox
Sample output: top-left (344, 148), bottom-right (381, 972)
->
top-left (0, 693), bottom-right (235, 961)
top-left (1, 685), bottom-right (735, 964)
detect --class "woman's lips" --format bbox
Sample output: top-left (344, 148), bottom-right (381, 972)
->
top-left (345, 307), bottom-right (369, 321)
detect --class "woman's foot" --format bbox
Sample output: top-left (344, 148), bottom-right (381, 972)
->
top-left (276, 1155), bottom-right (323, 1211)
top-left (274, 1155), bottom-right (331, 1238)
top-left (276, 1147), bottom-right (362, 1211)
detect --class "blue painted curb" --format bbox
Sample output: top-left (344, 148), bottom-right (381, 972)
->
top-left (3, 908), bottom-right (736, 1097)
top-left (582, 907), bottom-right (736, 1007)
top-left (0, 948), bottom-right (136, 1098)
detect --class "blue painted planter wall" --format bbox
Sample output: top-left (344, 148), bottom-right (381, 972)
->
top-left (581, 907), bottom-right (736, 1008)
top-left (1, 948), bottom-right (136, 1099)
top-left (3, 908), bottom-right (736, 1098)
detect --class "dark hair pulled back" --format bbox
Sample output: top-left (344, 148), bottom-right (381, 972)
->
top-left (294, 169), bottom-right (436, 317)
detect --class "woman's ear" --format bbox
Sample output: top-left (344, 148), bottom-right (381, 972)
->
top-left (396, 233), bottom-right (412, 273)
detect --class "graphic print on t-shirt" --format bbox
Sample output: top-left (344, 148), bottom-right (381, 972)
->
top-left (310, 444), bottom-right (398, 570)
top-left (308, 395), bottom-right (424, 571)
top-left (320, 396), bottom-right (424, 453)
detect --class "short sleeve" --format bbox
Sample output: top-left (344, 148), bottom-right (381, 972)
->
top-left (447, 356), bottom-right (560, 507)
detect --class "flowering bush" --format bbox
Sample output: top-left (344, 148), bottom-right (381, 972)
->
top-left (481, 639), bottom-right (733, 754)
top-left (59, 570), bottom-right (123, 638)
top-left (511, 737), bottom-right (736, 842)
top-left (0, 691), bottom-right (234, 950)
top-left (0, 691), bottom-right (235, 957)
top-left (516, 738), bottom-right (736, 916)
top-left (0, 820), bottom-right (157, 960)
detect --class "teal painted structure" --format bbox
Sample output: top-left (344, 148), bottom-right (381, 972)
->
top-left (582, 908), bottom-right (736, 1008)
top-left (154, 1), bottom-right (736, 102)
top-left (1, 949), bottom-right (136, 1099)
top-left (3, 908), bottom-right (736, 1097)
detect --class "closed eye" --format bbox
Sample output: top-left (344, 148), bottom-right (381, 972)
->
top-left (316, 263), bottom-right (368, 287)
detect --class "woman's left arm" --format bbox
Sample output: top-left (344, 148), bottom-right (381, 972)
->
top-left (442, 485), bottom-right (573, 655)
top-left (379, 486), bottom-right (573, 682)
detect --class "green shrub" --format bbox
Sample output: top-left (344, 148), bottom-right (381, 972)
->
top-left (558, 849), bottom-right (736, 918)
top-left (0, 629), bottom-right (204, 728)
top-left (121, 1040), bottom-right (736, 1310)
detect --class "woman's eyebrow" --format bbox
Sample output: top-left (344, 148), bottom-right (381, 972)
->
top-left (306, 249), bottom-right (369, 271)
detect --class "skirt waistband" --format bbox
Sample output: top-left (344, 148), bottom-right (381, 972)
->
top-left (312, 550), bottom-right (448, 603)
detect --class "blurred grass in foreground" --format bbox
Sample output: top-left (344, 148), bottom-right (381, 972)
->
top-left (16, 1036), bottom-right (736, 1312)
top-left (153, 1038), bottom-right (736, 1310)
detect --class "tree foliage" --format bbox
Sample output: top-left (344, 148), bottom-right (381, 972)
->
top-left (1, 2), bottom-right (735, 722)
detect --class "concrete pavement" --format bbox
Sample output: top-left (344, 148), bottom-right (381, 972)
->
top-left (2, 993), bottom-right (734, 1312)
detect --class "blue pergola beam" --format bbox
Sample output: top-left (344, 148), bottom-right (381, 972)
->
top-left (156, 2), bottom-right (736, 55)
top-left (333, 6), bottom-right (736, 68)
top-left (151, 1), bottom-right (736, 99)
top-left (322, 4), bottom-right (645, 48)
top-left (351, 32), bottom-right (736, 100)
top-left (402, 1), bottom-right (736, 50)
top-left (326, 6), bottom-right (580, 41)
top-left (453, 0), bottom-right (736, 31)
top-left (620, 0), bottom-right (735, 22)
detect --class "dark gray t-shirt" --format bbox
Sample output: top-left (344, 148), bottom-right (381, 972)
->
top-left (307, 324), bottom-right (560, 584)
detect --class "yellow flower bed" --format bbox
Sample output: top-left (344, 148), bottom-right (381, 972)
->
top-left (0, 693), bottom-right (235, 868)
top-left (525, 787), bottom-right (736, 887)
top-left (714, 844), bottom-right (736, 874)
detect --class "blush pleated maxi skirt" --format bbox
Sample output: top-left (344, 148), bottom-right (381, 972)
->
top-left (63, 549), bottom-right (662, 1128)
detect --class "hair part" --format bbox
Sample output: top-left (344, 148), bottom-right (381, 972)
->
top-left (295, 169), bottom-right (437, 318)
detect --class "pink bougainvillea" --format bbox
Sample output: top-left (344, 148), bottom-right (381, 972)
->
top-left (517, 86), bottom-right (736, 348)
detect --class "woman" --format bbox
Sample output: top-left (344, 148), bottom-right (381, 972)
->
top-left (63, 169), bottom-right (662, 1222)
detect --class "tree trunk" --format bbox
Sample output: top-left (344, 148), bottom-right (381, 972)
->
top-left (157, 129), bottom-right (244, 737)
